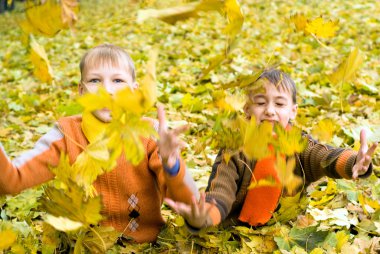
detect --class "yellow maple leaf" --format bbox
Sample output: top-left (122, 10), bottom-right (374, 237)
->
top-left (41, 183), bottom-right (103, 227)
top-left (329, 47), bottom-right (364, 84)
top-left (311, 118), bottom-right (337, 143)
top-left (73, 139), bottom-right (113, 190)
top-left (290, 13), bottom-right (308, 32)
top-left (305, 17), bottom-right (339, 39)
top-left (77, 88), bottom-right (113, 113)
top-left (305, 17), bottom-right (339, 38)
top-left (81, 111), bottom-right (108, 143)
top-left (243, 117), bottom-right (273, 160)
top-left (29, 36), bottom-right (54, 83)
top-left (20, 0), bottom-right (65, 37)
top-left (274, 125), bottom-right (307, 156)
top-left (106, 115), bottom-right (157, 166)
top-left (0, 229), bottom-right (17, 250)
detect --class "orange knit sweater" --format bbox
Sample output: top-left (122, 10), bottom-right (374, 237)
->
top-left (0, 115), bottom-right (197, 243)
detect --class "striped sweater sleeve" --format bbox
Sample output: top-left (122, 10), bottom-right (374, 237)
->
top-left (298, 135), bottom-right (372, 185)
top-left (0, 124), bottom-right (66, 195)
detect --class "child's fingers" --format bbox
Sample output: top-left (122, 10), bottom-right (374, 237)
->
top-left (172, 124), bottom-right (189, 136)
top-left (157, 104), bottom-right (167, 131)
top-left (366, 142), bottom-right (378, 158)
top-left (164, 198), bottom-right (179, 213)
top-left (359, 129), bottom-right (368, 153)
top-left (191, 195), bottom-right (200, 218)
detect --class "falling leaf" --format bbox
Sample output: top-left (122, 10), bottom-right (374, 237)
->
top-left (60, 0), bottom-right (79, 28)
top-left (44, 214), bottom-right (83, 232)
top-left (290, 13), bottom-right (307, 32)
top-left (275, 156), bottom-right (303, 195)
top-left (40, 182), bottom-right (103, 227)
top-left (247, 176), bottom-right (277, 189)
top-left (274, 125), bottom-right (307, 156)
top-left (77, 88), bottom-right (113, 114)
top-left (243, 118), bottom-right (273, 160)
top-left (311, 119), bottom-right (337, 143)
top-left (305, 17), bottom-right (339, 39)
top-left (29, 36), bottom-right (54, 83)
top-left (72, 139), bottom-right (113, 189)
top-left (222, 0), bottom-right (244, 44)
top-left (139, 48), bottom-right (158, 109)
top-left (19, 0), bottom-right (65, 37)
top-left (106, 115), bottom-right (157, 165)
top-left (329, 47), bottom-right (364, 84)
top-left (137, 0), bottom-right (223, 25)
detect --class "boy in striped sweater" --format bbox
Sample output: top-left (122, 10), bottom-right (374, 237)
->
top-left (166, 69), bottom-right (377, 230)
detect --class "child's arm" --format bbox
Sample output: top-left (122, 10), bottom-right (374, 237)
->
top-left (0, 125), bottom-right (65, 195)
top-left (166, 150), bottom-right (246, 230)
top-left (352, 129), bottom-right (378, 179)
top-left (146, 105), bottom-right (199, 205)
top-left (156, 104), bottom-right (188, 170)
top-left (299, 129), bottom-right (377, 184)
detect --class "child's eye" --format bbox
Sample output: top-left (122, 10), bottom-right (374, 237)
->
top-left (276, 103), bottom-right (285, 107)
top-left (88, 79), bottom-right (101, 83)
top-left (114, 79), bottom-right (125, 84)
top-left (255, 102), bottom-right (266, 106)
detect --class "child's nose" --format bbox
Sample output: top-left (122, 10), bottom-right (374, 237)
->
top-left (103, 81), bottom-right (116, 95)
top-left (265, 103), bottom-right (275, 115)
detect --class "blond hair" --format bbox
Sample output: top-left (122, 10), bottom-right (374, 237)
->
top-left (79, 44), bottom-right (136, 82)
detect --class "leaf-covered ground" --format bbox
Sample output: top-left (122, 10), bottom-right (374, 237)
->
top-left (0, 0), bottom-right (379, 253)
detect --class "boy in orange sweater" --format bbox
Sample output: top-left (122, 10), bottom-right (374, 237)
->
top-left (0, 44), bottom-right (198, 243)
top-left (166, 69), bottom-right (377, 230)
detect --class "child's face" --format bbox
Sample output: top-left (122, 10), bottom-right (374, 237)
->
top-left (79, 63), bottom-right (137, 123)
top-left (244, 80), bottom-right (298, 128)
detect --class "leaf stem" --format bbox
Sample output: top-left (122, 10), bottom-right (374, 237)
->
top-left (89, 227), bottom-right (107, 252)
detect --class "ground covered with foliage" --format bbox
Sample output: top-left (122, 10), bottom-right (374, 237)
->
top-left (0, 0), bottom-right (379, 253)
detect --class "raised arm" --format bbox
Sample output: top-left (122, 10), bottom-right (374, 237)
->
top-left (147, 105), bottom-right (198, 205)
top-left (0, 125), bottom-right (65, 195)
top-left (298, 129), bottom-right (377, 185)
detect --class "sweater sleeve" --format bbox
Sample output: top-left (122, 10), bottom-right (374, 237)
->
top-left (205, 150), bottom-right (243, 224)
top-left (298, 135), bottom-right (372, 185)
top-left (147, 138), bottom-right (199, 205)
top-left (0, 124), bottom-right (65, 195)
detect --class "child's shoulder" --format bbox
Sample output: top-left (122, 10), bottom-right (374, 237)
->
top-left (58, 115), bottom-right (82, 123)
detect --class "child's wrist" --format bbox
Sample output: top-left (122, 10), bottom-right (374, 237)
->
top-left (163, 158), bottom-right (180, 176)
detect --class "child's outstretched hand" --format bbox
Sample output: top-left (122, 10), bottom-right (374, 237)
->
top-left (165, 193), bottom-right (216, 229)
top-left (157, 104), bottom-right (189, 169)
top-left (352, 129), bottom-right (378, 179)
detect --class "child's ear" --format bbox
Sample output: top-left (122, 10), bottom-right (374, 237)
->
top-left (78, 81), bottom-right (85, 95)
top-left (132, 82), bottom-right (139, 89)
top-left (290, 104), bottom-right (298, 120)
top-left (243, 102), bottom-right (252, 120)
